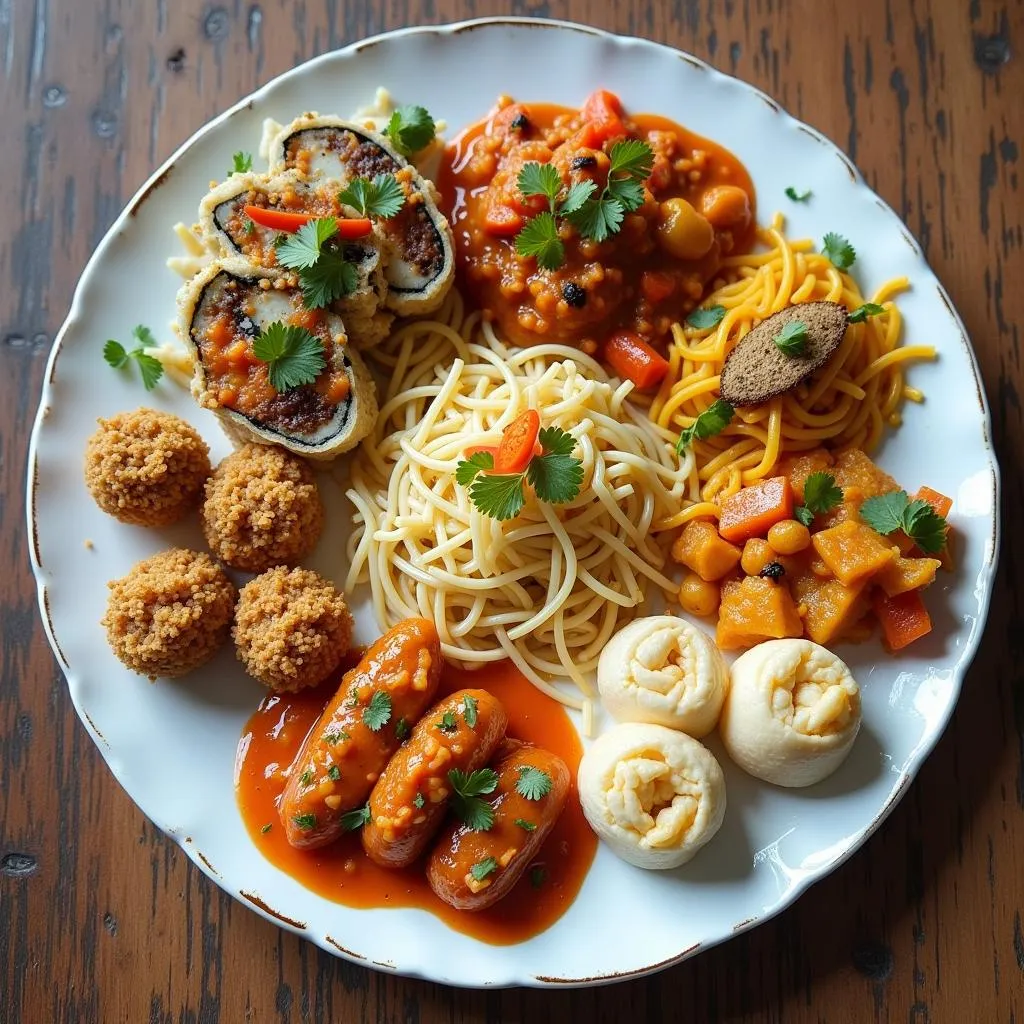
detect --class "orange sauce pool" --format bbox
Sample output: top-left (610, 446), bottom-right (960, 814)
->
top-left (235, 659), bottom-right (597, 945)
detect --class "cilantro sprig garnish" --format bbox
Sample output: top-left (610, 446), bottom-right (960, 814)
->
top-left (685, 305), bottom-right (727, 331)
top-left (470, 857), bottom-right (498, 882)
top-left (515, 766), bottom-right (553, 801)
top-left (437, 711), bottom-right (458, 734)
top-left (340, 803), bottom-right (371, 832)
top-left (230, 151), bottom-right (253, 175)
top-left (462, 694), bottom-right (478, 728)
top-left (384, 105), bottom-right (436, 158)
top-left (456, 425), bottom-right (584, 522)
top-left (362, 690), bottom-right (392, 732)
top-left (448, 768), bottom-right (499, 831)
top-left (103, 325), bottom-right (164, 391)
top-left (823, 232), bottom-right (856, 270)
top-left (860, 490), bottom-right (948, 554)
top-left (275, 216), bottom-right (358, 309)
top-left (292, 813), bottom-right (317, 831)
top-left (515, 818), bottom-right (537, 832)
top-left (793, 471), bottom-right (844, 526)
top-left (848, 302), bottom-right (886, 323)
top-left (252, 322), bottom-right (326, 393)
top-left (513, 139), bottom-right (654, 270)
top-left (675, 399), bottom-right (734, 455)
top-left (785, 186), bottom-right (811, 202)
top-left (338, 173), bottom-right (406, 218)
top-left (774, 320), bottom-right (808, 357)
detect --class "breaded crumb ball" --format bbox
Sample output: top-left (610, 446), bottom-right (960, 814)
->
top-left (103, 548), bottom-right (237, 679)
top-left (202, 444), bottom-right (324, 573)
top-left (233, 566), bottom-right (353, 692)
top-left (85, 408), bottom-right (211, 526)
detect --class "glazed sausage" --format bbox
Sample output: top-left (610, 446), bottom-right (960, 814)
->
top-left (426, 741), bottom-right (569, 911)
top-left (361, 689), bottom-right (507, 868)
top-left (279, 618), bottom-right (442, 850)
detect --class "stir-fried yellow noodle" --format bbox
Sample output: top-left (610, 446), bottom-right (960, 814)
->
top-left (345, 293), bottom-right (690, 711)
top-left (648, 214), bottom-right (936, 529)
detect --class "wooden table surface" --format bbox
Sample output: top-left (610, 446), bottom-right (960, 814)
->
top-left (3, 1), bottom-right (1022, 1021)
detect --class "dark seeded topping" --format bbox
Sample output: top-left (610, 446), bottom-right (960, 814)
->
top-left (510, 113), bottom-right (530, 132)
top-left (562, 282), bottom-right (587, 308)
top-left (571, 154), bottom-right (598, 170)
top-left (759, 561), bottom-right (786, 581)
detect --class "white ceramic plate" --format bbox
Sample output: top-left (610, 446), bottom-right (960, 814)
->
top-left (28, 17), bottom-right (999, 988)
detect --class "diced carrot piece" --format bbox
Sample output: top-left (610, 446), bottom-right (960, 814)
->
top-left (671, 520), bottom-right (742, 581)
top-left (571, 119), bottom-right (627, 150)
top-left (717, 477), bottom-right (794, 544)
top-left (490, 102), bottom-right (532, 133)
top-left (872, 588), bottom-right (932, 651)
top-left (776, 448), bottom-right (835, 502)
top-left (604, 331), bottom-right (670, 390)
top-left (716, 576), bottom-right (803, 650)
top-left (811, 520), bottom-right (898, 586)
top-left (483, 200), bottom-right (525, 236)
top-left (640, 270), bottom-right (675, 304)
top-left (876, 555), bottom-right (941, 597)
top-left (581, 89), bottom-right (625, 123)
top-left (791, 571), bottom-right (869, 646)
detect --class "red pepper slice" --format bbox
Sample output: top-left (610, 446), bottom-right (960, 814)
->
top-left (494, 410), bottom-right (541, 474)
top-left (243, 205), bottom-right (372, 238)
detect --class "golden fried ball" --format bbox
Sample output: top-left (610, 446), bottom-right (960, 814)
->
top-left (84, 408), bottom-right (211, 526)
top-left (103, 548), bottom-right (236, 678)
top-left (202, 444), bottom-right (324, 573)
top-left (233, 566), bottom-right (353, 692)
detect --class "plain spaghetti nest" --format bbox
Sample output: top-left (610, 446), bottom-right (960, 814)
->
top-left (346, 293), bottom-right (690, 716)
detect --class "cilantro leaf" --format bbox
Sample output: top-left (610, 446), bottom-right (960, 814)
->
top-left (448, 767), bottom-right (499, 831)
top-left (458, 794), bottom-right (494, 833)
top-left (103, 339), bottom-right (128, 368)
top-left (448, 768), bottom-right (499, 798)
top-left (822, 232), bottom-right (856, 270)
top-left (785, 186), bottom-right (811, 202)
top-left (902, 499), bottom-right (949, 554)
top-left (848, 302), bottom-right (886, 323)
top-left (395, 717), bottom-right (409, 741)
top-left (298, 251), bottom-right (359, 309)
top-left (231, 151), bottom-right (253, 175)
top-left (135, 352), bottom-right (164, 390)
top-left (299, 769), bottom-right (314, 788)
top-left (685, 305), bottom-right (727, 330)
top-left (385, 105), bottom-right (436, 157)
top-left (675, 398), bottom-right (734, 454)
top-left (565, 194), bottom-right (624, 243)
top-left (276, 217), bottom-right (338, 270)
top-left (327, 764), bottom-right (342, 782)
top-left (860, 490), bottom-right (910, 536)
top-left (291, 813), bottom-right (317, 831)
top-left (515, 211), bottom-right (564, 271)
top-left (468, 472), bottom-right (526, 521)
top-left (462, 694), bottom-right (478, 728)
top-left (802, 471), bottom-right (844, 515)
top-left (436, 711), bottom-right (458, 733)
top-left (794, 506), bottom-right (815, 527)
top-left (774, 320), bottom-right (809, 357)
top-left (260, 823), bottom-right (272, 834)
top-left (608, 139), bottom-right (655, 179)
top-left (518, 162), bottom-right (562, 210)
top-left (252, 322), bottom-right (325, 392)
top-left (362, 690), bottom-right (392, 732)
top-left (470, 857), bottom-right (498, 882)
top-left (456, 451), bottom-right (495, 486)
top-left (526, 449), bottom-right (584, 505)
top-left (103, 329), bottom-right (163, 390)
top-left (514, 818), bottom-right (537, 832)
top-left (413, 792), bottom-right (425, 809)
top-left (515, 765), bottom-right (553, 800)
top-left (340, 803), bottom-right (371, 832)
top-left (606, 175), bottom-right (646, 213)
top-left (538, 425), bottom-right (577, 457)
top-left (559, 180), bottom-right (597, 215)
top-left (133, 324), bottom-right (157, 348)
top-left (338, 173), bottom-right (406, 218)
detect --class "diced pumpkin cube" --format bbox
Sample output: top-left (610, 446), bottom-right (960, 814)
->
top-left (671, 520), bottom-right (742, 581)
top-left (819, 485), bottom-right (863, 529)
top-left (716, 576), bottom-right (803, 650)
top-left (832, 448), bottom-right (900, 499)
top-left (876, 555), bottom-right (941, 597)
top-left (776, 448), bottom-right (834, 501)
top-left (811, 520), bottom-right (898, 585)
top-left (791, 571), bottom-right (869, 646)
top-left (717, 476), bottom-right (794, 544)
top-left (872, 588), bottom-right (932, 651)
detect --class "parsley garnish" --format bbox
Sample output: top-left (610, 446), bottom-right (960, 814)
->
top-left (462, 694), bottom-right (478, 728)
top-left (338, 173), bottom-right (406, 218)
top-left (515, 766), bottom-right (553, 801)
top-left (292, 813), bottom-right (317, 831)
top-left (822, 232), bottom-right (856, 270)
top-left (848, 302), bottom-right (886, 323)
top-left (231, 151), bottom-right (252, 175)
top-left (242, 217), bottom-right (256, 234)
top-left (395, 717), bottom-right (410, 741)
top-left (515, 818), bottom-right (537, 832)
top-left (774, 320), bottom-right (808, 357)
top-left (252, 322), bottom-right (325, 393)
top-left (103, 325), bottom-right (164, 390)
top-left (448, 768), bottom-right (498, 831)
top-left (470, 857), bottom-right (498, 882)
top-left (437, 711), bottom-right (458, 733)
top-left (260, 823), bottom-right (272, 834)
top-left (675, 398), bottom-right (734, 454)
top-left (340, 803), bottom-right (371, 831)
top-left (794, 471), bottom-right (843, 526)
top-left (327, 764), bottom-right (341, 782)
top-left (362, 690), bottom-right (392, 732)
top-left (298, 770), bottom-right (314, 788)
top-left (515, 212), bottom-right (565, 272)
top-left (324, 729), bottom-right (350, 745)
top-left (785, 186), bottom-right (812, 202)
top-left (529, 866), bottom-right (547, 888)
top-left (564, 139), bottom-right (652, 243)
top-left (384, 105), bottom-right (436, 157)
top-left (685, 305), bottom-right (727, 330)
top-left (860, 490), bottom-right (948, 554)
top-left (457, 425), bottom-right (584, 521)
top-left (413, 792), bottom-right (425, 809)
top-left (275, 216), bottom-right (359, 309)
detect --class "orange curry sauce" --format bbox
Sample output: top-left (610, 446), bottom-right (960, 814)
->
top-left (438, 92), bottom-right (756, 352)
top-left (235, 660), bottom-right (597, 945)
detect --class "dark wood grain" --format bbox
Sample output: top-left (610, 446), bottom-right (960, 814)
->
top-left (2, 1), bottom-right (1022, 1021)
